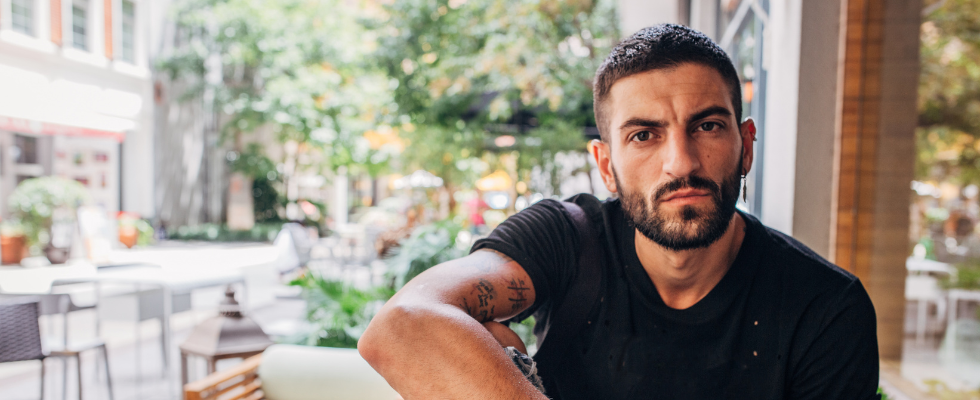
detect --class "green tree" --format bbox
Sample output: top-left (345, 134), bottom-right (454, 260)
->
top-left (158, 0), bottom-right (399, 180)
top-left (916, 0), bottom-right (980, 185)
top-left (370, 0), bottom-right (617, 195)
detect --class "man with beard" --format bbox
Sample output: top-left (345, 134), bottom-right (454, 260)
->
top-left (359, 24), bottom-right (880, 400)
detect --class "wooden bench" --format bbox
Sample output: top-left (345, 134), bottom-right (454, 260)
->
top-left (184, 354), bottom-right (263, 400)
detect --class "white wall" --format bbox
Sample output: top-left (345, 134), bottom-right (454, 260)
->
top-left (760, 0), bottom-right (842, 257)
top-left (617, 0), bottom-right (682, 36)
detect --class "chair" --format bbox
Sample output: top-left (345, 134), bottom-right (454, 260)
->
top-left (0, 296), bottom-right (113, 400)
top-left (905, 274), bottom-right (947, 343)
top-left (273, 223), bottom-right (315, 275)
top-left (184, 344), bottom-right (399, 400)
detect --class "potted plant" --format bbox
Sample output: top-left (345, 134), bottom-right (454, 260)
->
top-left (7, 177), bottom-right (89, 263)
top-left (117, 212), bottom-right (140, 248)
top-left (0, 219), bottom-right (27, 265)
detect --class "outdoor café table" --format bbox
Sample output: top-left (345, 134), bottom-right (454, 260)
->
top-left (0, 242), bottom-right (279, 391)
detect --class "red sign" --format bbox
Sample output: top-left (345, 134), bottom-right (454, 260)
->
top-left (0, 115), bottom-right (125, 142)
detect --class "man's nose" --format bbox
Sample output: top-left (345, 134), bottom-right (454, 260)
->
top-left (662, 130), bottom-right (701, 178)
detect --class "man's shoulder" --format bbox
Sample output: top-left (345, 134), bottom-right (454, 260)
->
top-left (520, 193), bottom-right (616, 229)
top-left (746, 214), bottom-right (868, 310)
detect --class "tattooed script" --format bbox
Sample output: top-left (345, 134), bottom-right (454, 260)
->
top-left (463, 279), bottom-right (496, 322)
top-left (507, 278), bottom-right (530, 312)
top-left (458, 251), bottom-right (533, 322)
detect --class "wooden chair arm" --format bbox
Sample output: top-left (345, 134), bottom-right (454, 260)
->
top-left (184, 354), bottom-right (264, 400)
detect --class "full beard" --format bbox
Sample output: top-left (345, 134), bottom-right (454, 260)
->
top-left (615, 155), bottom-right (742, 251)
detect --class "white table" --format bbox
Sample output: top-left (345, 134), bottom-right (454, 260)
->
top-left (906, 257), bottom-right (954, 275)
top-left (0, 243), bottom-right (280, 392)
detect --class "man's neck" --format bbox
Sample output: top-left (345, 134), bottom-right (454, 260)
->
top-left (633, 213), bottom-right (746, 310)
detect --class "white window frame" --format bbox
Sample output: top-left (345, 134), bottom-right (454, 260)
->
top-left (0, 0), bottom-right (56, 53)
top-left (70, 0), bottom-right (90, 51)
top-left (9, 0), bottom-right (37, 36)
top-left (110, 0), bottom-right (146, 73)
top-left (118, 0), bottom-right (136, 64)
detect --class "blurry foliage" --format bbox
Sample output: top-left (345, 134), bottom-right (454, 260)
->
top-left (916, 0), bottom-right (980, 185)
top-left (251, 177), bottom-right (283, 223)
top-left (288, 217), bottom-right (468, 349)
top-left (923, 379), bottom-right (980, 400)
top-left (158, 0), bottom-right (615, 210)
top-left (289, 217), bottom-right (544, 350)
top-left (385, 218), bottom-right (469, 289)
top-left (158, 0), bottom-right (397, 177)
top-left (167, 222), bottom-right (282, 242)
top-left (119, 215), bottom-right (157, 247)
top-left (509, 315), bottom-right (539, 355)
top-left (941, 259), bottom-right (980, 290)
top-left (228, 143), bottom-right (284, 222)
top-left (135, 219), bottom-right (156, 246)
top-left (228, 143), bottom-right (278, 180)
top-left (370, 0), bottom-right (613, 191)
top-left (8, 177), bottom-right (89, 252)
top-left (289, 273), bottom-right (393, 348)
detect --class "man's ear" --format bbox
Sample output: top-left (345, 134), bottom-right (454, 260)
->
top-left (591, 139), bottom-right (618, 194)
top-left (738, 118), bottom-right (756, 175)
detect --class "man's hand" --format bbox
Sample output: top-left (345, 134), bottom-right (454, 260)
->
top-left (483, 321), bottom-right (528, 354)
top-left (358, 250), bottom-right (547, 400)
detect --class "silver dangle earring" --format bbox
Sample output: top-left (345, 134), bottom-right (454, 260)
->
top-left (741, 174), bottom-right (747, 202)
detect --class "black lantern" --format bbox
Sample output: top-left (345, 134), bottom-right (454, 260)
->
top-left (180, 286), bottom-right (272, 387)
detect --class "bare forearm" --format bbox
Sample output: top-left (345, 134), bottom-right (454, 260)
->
top-left (359, 302), bottom-right (547, 400)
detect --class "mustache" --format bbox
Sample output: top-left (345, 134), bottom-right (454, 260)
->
top-left (652, 175), bottom-right (721, 203)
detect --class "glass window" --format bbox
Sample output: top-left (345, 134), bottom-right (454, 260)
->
top-left (121, 0), bottom-right (136, 63)
top-left (72, 0), bottom-right (89, 51)
top-left (716, 0), bottom-right (769, 215)
top-left (11, 0), bottom-right (35, 36)
top-left (14, 135), bottom-right (39, 165)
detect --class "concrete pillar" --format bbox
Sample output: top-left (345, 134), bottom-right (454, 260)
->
top-left (617, 0), bottom-right (683, 37)
top-left (760, 0), bottom-right (843, 260)
top-left (688, 0), bottom-right (718, 39)
top-left (832, 0), bottom-right (921, 361)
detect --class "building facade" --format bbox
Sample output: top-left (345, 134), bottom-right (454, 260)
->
top-left (0, 0), bottom-right (154, 217)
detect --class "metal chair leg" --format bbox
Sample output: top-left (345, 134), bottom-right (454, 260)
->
top-left (76, 355), bottom-right (82, 400)
top-left (40, 358), bottom-right (46, 400)
top-left (160, 318), bottom-right (167, 377)
top-left (100, 346), bottom-right (113, 400)
top-left (61, 358), bottom-right (68, 400)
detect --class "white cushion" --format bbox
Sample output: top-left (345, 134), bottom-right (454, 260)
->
top-left (259, 344), bottom-right (400, 400)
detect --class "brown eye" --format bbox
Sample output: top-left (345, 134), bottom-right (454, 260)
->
top-left (698, 122), bottom-right (719, 132)
top-left (632, 131), bottom-right (651, 142)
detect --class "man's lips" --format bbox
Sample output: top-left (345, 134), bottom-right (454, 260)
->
top-left (660, 189), bottom-right (711, 203)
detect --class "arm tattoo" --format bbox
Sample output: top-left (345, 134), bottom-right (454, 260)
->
top-left (506, 278), bottom-right (530, 312)
top-left (469, 279), bottom-right (496, 322)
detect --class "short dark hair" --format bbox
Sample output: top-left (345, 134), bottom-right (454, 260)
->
top-left (593, 24), bottom-right (742, 141)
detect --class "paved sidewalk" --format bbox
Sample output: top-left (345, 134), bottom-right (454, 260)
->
top-left (0, 295), bottom-right (307, 400)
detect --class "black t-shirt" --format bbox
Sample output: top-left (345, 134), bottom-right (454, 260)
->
top-left (472, 194), bottom-right (880, 400)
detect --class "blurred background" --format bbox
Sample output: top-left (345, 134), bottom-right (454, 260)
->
top-left (0, 0), bottom-right (976, 399)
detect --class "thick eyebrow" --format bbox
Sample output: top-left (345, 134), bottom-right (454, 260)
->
top-left (687, 105), bottom-right (732, 125)
top-left (617, 105), bottom-right (733, 133)
top-left (618, 117), bottom-right (666, 131)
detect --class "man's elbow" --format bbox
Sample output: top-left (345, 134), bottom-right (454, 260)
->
top-left (359, 305), bottom-right (398, 366)
top-left (358, 302), bottom-right (425, 368)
